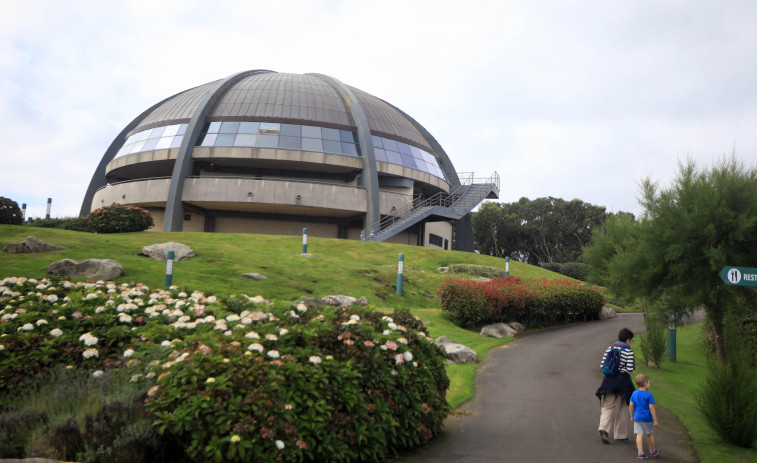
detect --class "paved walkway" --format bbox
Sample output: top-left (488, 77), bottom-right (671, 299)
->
top-left (396, 314), bottom-right (699, 463)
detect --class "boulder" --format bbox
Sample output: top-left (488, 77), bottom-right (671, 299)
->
top-left (4, 236), bottom-right (67, 254)
top-left (356, 297), bottom-right (370, 306)
top-left (437, 266), bottom-right (449, 273)
top-left (435, 336), bottom-right (478, 364)
top-left (480, 322), bottom-right (517, 338)
top-left (242, 273), bottom-right (267, 281)
top-left (141, 242), bottom-right (195, 261)
top-left (598, 306), bottom-right (617, 320)
top-left (508, 321), bottom-right (525, 334)
top-left (47, 259), bottom-right (124, 280)
top-left (322, 295), bottom-right (357, 306)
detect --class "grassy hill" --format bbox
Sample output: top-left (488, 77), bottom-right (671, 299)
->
top-left (0, 225), bottom-right (562, 310)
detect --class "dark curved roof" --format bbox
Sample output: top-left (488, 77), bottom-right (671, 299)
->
top-left (130, 71), bottom-right (434, 152)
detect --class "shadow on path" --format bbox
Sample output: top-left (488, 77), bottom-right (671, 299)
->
top-left (395, 314), bottom-right (699, 463)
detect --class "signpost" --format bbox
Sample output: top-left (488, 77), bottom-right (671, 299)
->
top-left (719, 266), bottom-right (757, 287)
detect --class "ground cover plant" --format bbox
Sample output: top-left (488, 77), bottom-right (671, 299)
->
top-left (436, 276), bottom-right (604, 329)
top-left (0, 277), bottom-right (449, 462)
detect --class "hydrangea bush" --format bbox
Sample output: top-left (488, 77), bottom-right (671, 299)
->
top-left (0, 197), bottom-right (23, 225)
top-left (84, 203), bottom-right (153, 233)
top-left (0, 277), bottom-right (449, 462)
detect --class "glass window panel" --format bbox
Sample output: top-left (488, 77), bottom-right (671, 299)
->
top-left (141, 138), bottom-right (159, 151)
top-left (215, 133), bottom-right (236, 146)
top-left (155, 137), bottom-right (173, 149)
top-left (257, 134), bottom-right (279, 148)
top-left (339, 130), bottom-right (355, 143)
top-left (279, 136), bottom-right (301, 150)
top-left (280, 124), bottom-right (301, 137)
top-left (341, 142), bottom-right (358, 156)
top-left (381, 138), bottom-right (398, 152)
top-left (234, 134), bottom-right (256, 147)
top-left (177, 124), bottom-right (188, 135)
top-left (116, 144), bottom-right (131, 157)
top-left (135, 130), bottom-right (151, 141)
top-left (322, 139), bottom-right (342, 154)
top-left (239, 122), bottom-right (260, 134)
top-left (400, 154), bottom-right (417, 169)
top-left (374, 148), bottom-right (387, 162)
top-left (200, 133), bottom-right (217, 147)
top-left (163, 125), bottom-right (180, 137)
top-left (409, 145), bottom-right (422, 158)
top-left (170, 136), bottom-right (183, 148)
top-left (372, 135), bottom-right (383, 148)
top-left (421, 151), bottom-right (434, 163)
top-left (301, 137), bottom-right (323, 152)
top-left (385, 150), bottom-right (402, 165)
top-left (207, 122), bottom-right (222, 133)
top-left (259, 122), bottom-right (280, 134)
top-left (149, 127), bottom-right (166, 139)
top-left (397, 142), bottom-right (412, 155)
top-left (131, 140), bottom-right (146, 152)
top-left (220, 121), bottom-right (240, 134)
top-left (321, 127), bottom-right (341, 141)
top-left (123, 134), bottom-right (137, 145)
top-left (301, 125), bottom-right (321, 138)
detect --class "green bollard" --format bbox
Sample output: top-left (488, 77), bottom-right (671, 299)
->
top-left (505, 256), bottom-right (510, 276)
top-left (302, 228), bottom-right (308, 254)
top-left (164, 250), bottom-right (174, 287)
top-left (396, 253), bottom-right (404, 295)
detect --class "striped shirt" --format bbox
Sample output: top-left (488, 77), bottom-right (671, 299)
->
top-left (600, 343), bottom-right (635, 374)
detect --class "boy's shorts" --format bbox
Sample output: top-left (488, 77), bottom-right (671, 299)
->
top-left (634, 421), bottom-right (654, 435)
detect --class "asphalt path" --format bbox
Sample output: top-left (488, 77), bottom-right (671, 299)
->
top-left (396, 314), bottom-right (699, 463)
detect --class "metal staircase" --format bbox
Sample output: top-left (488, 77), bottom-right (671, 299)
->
top-left (361, 172), bottom-right (500, 242)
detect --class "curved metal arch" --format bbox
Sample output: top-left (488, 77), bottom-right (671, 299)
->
top-left (163, 70), bottom-right (274, 231)
top-left (308, 74), bottom-right (380, 230)
top-left (79, 94), bottom-right (183, 216)
top-left (383, 102), bottom-right (475, 251)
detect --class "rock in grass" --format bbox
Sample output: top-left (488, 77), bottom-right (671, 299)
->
top-left (140, 242), bottom-right (195, 261)
top-left (4, 236), bottom-right (67, 253)
top-left (435, 336), bottom-right (478, 364)
top-left (480, 322), bottom-right (518, 338)
top-left (47, 259), bottom-right (124, 280)
top-left (598, 306), bottom-right (617, 320)
top-left (242, 273), bottom-right (267, 281)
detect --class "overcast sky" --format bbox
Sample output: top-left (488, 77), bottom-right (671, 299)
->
top-left (2, 0), bottom-right (756, 220)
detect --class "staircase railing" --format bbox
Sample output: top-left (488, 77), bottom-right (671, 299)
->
top-left (360, 171), bottom-right (499, 240)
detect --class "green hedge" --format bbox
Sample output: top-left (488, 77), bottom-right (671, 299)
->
top-left (541, 262), bottom-right (591, 281)
top-left (436, 276), bottom-right (604, 329)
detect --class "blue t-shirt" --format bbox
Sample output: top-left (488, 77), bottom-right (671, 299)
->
top-left (630, 389), bottom-right (655, 422)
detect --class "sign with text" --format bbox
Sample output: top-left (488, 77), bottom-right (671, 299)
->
top-left (720, 266), bottom-right (757, 287)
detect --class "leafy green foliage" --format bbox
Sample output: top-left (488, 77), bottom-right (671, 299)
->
top-left (30, 216), bottom-right (91, 232)
top-left (85, 204), bottom-right (153, 233)
top-left (447, 264), bottom-right (506, 278)
top-left (0, 197), bottom-right (23, 225)
top-left (436, 276), bottom-right (604, 328)
top-left (698, 325), bottom-right (757, 448)
top-left (472, 197), bottom-right (612, 265)
top-left (638, 314), bottom-right (667, 369)
top-left (541, 262), bottom-right (591, 281)
top-left (583, 154), bottom-right (757, 365)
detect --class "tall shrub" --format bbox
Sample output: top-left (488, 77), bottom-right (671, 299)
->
top-left (0, 197), bottom-right (23, 225)
top-left (698, 326), bottom-right (757, 447)
top-left (85, 204), bottom-right (153, 233)
top-left (639, 313), bottom-right (667, 369)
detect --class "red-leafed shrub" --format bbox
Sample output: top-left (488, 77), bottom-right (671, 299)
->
top-left (85, 203), bottom-right (153, 233)
top-left (437, 276), bottom-right (604, 329)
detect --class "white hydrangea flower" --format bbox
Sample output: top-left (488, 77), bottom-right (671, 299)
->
top-left (50, 328), bottom-right (63, 337)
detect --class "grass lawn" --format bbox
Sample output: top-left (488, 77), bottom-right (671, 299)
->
top-left (636, 324), bottom-right (757, 463)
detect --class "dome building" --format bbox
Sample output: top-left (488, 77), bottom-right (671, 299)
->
top-left (81, 70), bottom-right (498, 251)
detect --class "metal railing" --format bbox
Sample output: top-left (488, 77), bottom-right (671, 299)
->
top-left (361, 171), bottom-right (500, 240)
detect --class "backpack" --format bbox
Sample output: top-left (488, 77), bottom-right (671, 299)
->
top-left (602, 343), bottom-right (623, 376)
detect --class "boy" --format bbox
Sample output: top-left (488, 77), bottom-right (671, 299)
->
top-left (629, 373), bottom-right (659, 459)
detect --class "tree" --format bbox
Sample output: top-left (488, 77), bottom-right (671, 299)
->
top-left (472, 197), bottom-right (609, 265)
top-left (584, 155), bottom-right (757, 365)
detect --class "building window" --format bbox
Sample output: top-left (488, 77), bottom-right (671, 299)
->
top-left (429, 233), bottom-right (444, 247)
